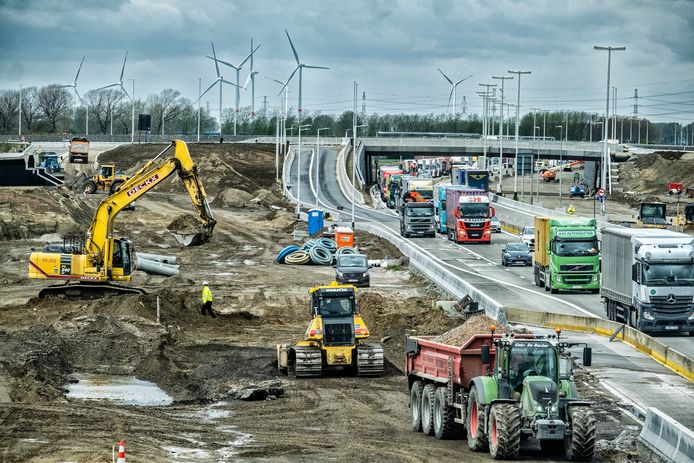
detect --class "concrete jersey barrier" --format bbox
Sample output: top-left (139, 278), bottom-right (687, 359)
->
top-left (639, 407), bottom-right (694, 463)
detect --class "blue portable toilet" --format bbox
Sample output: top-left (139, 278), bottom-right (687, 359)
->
top-left (308, 208), bottom-right (324, 235)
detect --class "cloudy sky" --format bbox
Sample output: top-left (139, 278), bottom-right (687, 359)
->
top-left (1, 0), bottom-right (693, 122)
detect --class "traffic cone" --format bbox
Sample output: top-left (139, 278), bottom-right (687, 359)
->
top-left (116, 440), bottom-right (126, 463)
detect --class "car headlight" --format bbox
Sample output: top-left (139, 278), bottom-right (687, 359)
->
top-left (336, 271), bottom-right (343, 277)
top-left (642, 310), bottom-right (655, 321)
top-left (534, 401), bottom-right (544, 412)
top-left (689, 311), bottom-right (694, 321)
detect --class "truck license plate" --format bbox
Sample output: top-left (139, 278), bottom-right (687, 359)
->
top-left (665, 325), bottom-right (678, 330)
top-left (573, 285), bottom-right (582, 289)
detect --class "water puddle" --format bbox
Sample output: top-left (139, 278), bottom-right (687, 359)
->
top-left (66, 374), bottom-right (173, 406)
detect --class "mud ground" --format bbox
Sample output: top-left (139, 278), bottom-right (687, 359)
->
top-left (0, 142), bottom-right (657, 462)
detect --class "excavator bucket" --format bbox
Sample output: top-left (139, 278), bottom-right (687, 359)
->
top-left (167, 214), bottom-right (214, 246)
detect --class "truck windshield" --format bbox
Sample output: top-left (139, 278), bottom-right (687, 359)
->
top-left (459, 203), bottom-right (489, 218)
top-left (411, 189), bottom-right (433, 200)
top-left (643, 263), bottom-right (694, 286)
top-left (318, 296), bottom-right (355, 317)
top-left (509, 344), bottom-right (557, 390)
top-left (406, 206), bottom-right (434, 217)
top-left (555, 240), bottom-right (599, 256)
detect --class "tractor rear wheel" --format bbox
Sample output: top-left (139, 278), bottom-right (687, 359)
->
top-left (565, 407), bottom-right (596, 462)
top-left (433, 386), bottom-right (459, 440)
top-left (488, 403), bottom-right (521, 459)
top-left (421, 384), bottom-right (437, 436)
top-left (410, 381), bottom-right (424, 432)
top-left (466, 386), bottom-right (488, 452)
top-left (110, 179), bottom-right (125, 195)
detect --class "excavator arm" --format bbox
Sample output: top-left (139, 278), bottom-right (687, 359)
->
top-left (85, 140), bottom-right (216, 262)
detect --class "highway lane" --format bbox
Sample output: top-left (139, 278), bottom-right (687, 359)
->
top-left (288, 145), bottom-right (694, 360)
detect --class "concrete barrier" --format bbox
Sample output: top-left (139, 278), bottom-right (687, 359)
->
top-left (504, 307), bottom-right (694, 383)
top-left (639, 407), bottom-right (694, 463)
top-left (336, 144), bottom-right (365, 205)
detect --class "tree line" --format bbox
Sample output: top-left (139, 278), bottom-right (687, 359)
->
top-left (1, 85), bottom-right (690, 145)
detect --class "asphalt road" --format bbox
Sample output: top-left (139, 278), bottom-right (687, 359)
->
top-left (288, 146), bottom-right (693, 358)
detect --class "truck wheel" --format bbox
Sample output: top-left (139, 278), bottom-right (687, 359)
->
top-left (83, 181), bottom-right (97, 195)
top-left (421, 384), bottom-right (437, 436)
top-left (433, 386), bottom-right (459, 440)
top-left (69, 156), bottom-right (74, 163)
top-left (466, 386), bottom-right (488, 452)
top-left (564, 407), bottom-right (596, 462)
top-left (488, 403), bottom-right (521, 459)
top-left (410, 381), bottom-right (424, 432)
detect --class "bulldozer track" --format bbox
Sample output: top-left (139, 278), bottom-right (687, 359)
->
top-left (293, 346), bottom-right (322, 378)
top-left (356, 343), bottom-right (384, 377)
top-left (38, 282), bottom-right (147, 299)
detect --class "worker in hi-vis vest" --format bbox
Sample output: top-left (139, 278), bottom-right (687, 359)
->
top-left (201, 281), bottom-right (216, 318)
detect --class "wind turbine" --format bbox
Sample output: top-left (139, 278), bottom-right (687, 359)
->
top-left (207, 41), bottom-right (261, 135)
top-left (96, 52), bottom-right (135, 142)
top-left (437, 68), bottom-right (472, 114)
top-left (59, 57), bottom-right (87, 135)
top-left (281, 29), bottom-right (329, 113)
top-left (196, 42), bottom-right (239, 138)
top-left (241, 38), bottom-right (261, 116)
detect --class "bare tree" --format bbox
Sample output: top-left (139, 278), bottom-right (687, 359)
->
top-left (147, 88), bottom-right (183, 135)
top-left (20, 87), bottom-right (40, 132)
top-left (38, 85), bottom-right (73, 132)
top-left (84, 88), bottom-right (123, 134)
top-left (0, 89), bottom-right (19, 132)
top-left (114, 99), bottom-right (145, 134)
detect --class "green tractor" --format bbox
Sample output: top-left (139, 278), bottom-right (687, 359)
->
top-left (468, 332), bottom-right (595, 461)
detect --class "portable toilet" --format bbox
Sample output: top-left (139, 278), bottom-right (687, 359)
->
top-left (334, 226), bottom-right (354, 249)
top-left (307, 209), bottom-right (324, 236)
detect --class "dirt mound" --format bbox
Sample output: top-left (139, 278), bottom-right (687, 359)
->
top-left (355, 231), bottom-right (403, 260)
top-left (98, 143), bottom-right (281, 198)
top-left (620, 152), bottom-right (694, 198)
top-left (0, 187), bottom-right (94, 240)
top-left (432, 314), bottom-right (510, 345)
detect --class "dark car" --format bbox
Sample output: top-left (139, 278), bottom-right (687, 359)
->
top-left (501, 242), bottom-right (532, 266)
top-left (490, 215), bottom-right (501, 233)
top-left (335, 254), bottom-right (370, 287)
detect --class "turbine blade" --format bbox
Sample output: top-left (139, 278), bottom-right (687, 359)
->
top-left (74, 57), bottom-right (85, 84)
top-left (303, 65), bottom-right (329, 70)
top-left (95, 83), bottom-right (119, 91)
top-left (456, 74), bottom-right (473, 85)
top-left (239, 43), bottom-right (261, 68)
top-left (285, 29), bottom-right (300, 65)
top-left (119, 51), bottom-right (128, 82)
top-left (437, 68), bottom-right (453, 85)
top-left (249, 38), bottom-right (255, 71)
top-left (208, 55), bottom-right (238, 70)
top-left (211, 42), bottom-right (220, 77)
top-left (278, 67), bottom-right (298, 96)
top-left (120, 84), bottom-right (131, 100)
top-left (58, 84), bottom-right (74, 89)
top-left (448, 88), bottom-right (454, 107)
top-left (195, 80), bottom-right (219, 104)
top-left (74, 88), bottom-right (81, 101)
top-left (264, 76), bottom-right (285, 86)
top-left (241, 73), bottom-right (251, 91)
top-left (221, 78), bottom-right (239, 87)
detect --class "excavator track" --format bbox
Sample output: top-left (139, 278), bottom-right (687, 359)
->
top-left (356, 343), bottom-right (384, 377)
top-left (293, 346), bottom-right (323, 378)
top-left (38, 282), bottom-right (147, 300)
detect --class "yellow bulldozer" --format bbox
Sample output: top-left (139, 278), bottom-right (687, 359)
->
top-left (277, 282), bottom-right (384, 378)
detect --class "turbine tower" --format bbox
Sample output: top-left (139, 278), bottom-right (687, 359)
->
top-left (196, 42), bottom-right (239, 138)
top-left (280, 29), bottom-right (329, 113)
top-left (437, 68), bottom-right (472, 114)
top-left (95, 52), bottom-right (135, 142)
top-left (241, 38), bottom-right (261, 116)
top-left (59, 57), bottom-right (87, 135)
top-left (207, 41), bottom-right (261, 135)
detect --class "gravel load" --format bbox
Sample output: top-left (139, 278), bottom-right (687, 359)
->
top-left (431, 314), bottom-right (510, 346)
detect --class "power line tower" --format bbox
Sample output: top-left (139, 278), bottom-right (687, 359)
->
top-left (262, 96), bottom-right (268, 114)
top-left (633, 88), bottom-right (638, 117)
top-left (461, 96), bottom-right (467, 115)
top-left (361, 91), bottom-right (366, 115)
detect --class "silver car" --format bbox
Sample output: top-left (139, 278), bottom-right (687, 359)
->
top-left (490, 216), bottom-right (501, 233)
top-left (519, 226), bottom-right (535, 251)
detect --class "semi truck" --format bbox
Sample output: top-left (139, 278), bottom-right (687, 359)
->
top-left (601, 228), bottom-right (694, 334)
top-left (451, 167), bottom-right (490, 192)
top-left (406, 330), bottom-right (595, 460)
top-left (385, 173), bottom-right (403, 208)
top-left (445, 188), bottom-right (493, 244)
top-left (400, 202), bottom-right (435, 238)
top-left (434, 183), bottom-right (467, 234)
top-left (378, 165), bottom-right (402, 202)
top-left (533, 217), bottom-right (600, 294)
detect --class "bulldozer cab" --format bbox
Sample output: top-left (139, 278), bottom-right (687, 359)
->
top-left (310, 284), bottom-right (356, 317)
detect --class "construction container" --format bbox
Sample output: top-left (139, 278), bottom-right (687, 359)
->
top-left (334, 227), bottom-right (354, 249)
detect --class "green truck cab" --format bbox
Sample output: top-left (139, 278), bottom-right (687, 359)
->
top-left (532, 217), bottom-right (600, 293)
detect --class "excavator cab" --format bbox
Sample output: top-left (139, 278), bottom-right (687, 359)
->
top-left (111, 238), bottom-right (134, 279)
top-left (277, 282), bottom-right (383, 378)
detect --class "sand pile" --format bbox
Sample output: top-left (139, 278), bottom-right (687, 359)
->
top-left (432, 314), bottom-right (509, 346)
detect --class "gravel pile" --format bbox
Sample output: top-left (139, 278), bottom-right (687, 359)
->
top-left (431, 314), bottom-right (509, 346)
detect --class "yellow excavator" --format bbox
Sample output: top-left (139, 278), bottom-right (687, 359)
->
top-left (277, 282), bottom-right (384, 378)
top-left (28, 140), bottom-right (216, 298)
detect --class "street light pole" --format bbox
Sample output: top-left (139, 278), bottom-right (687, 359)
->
top-left (297, 123), bottom-right (312, 219)
top-left (479, 83), bottom-right (497, 170)
top-left (535, 126), bottom-right (540, 203)
top-left (594, 45), bottom-right (626, 192)
top-left (18, 84), bottom-right (21, 138)
top-left (197, 78), bottom-right (201, 143)
top-left (492, 75), bottom-right (513, 194)
top-left (556, 125), bottom-right (564, 207)
top-left (508, 70), bottom-right (531, 200)
top-left (315, 127), bottom-right (330, 208)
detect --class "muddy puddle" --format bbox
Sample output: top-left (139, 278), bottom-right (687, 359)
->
top-left (66, 374), bottom-right (173, 406)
